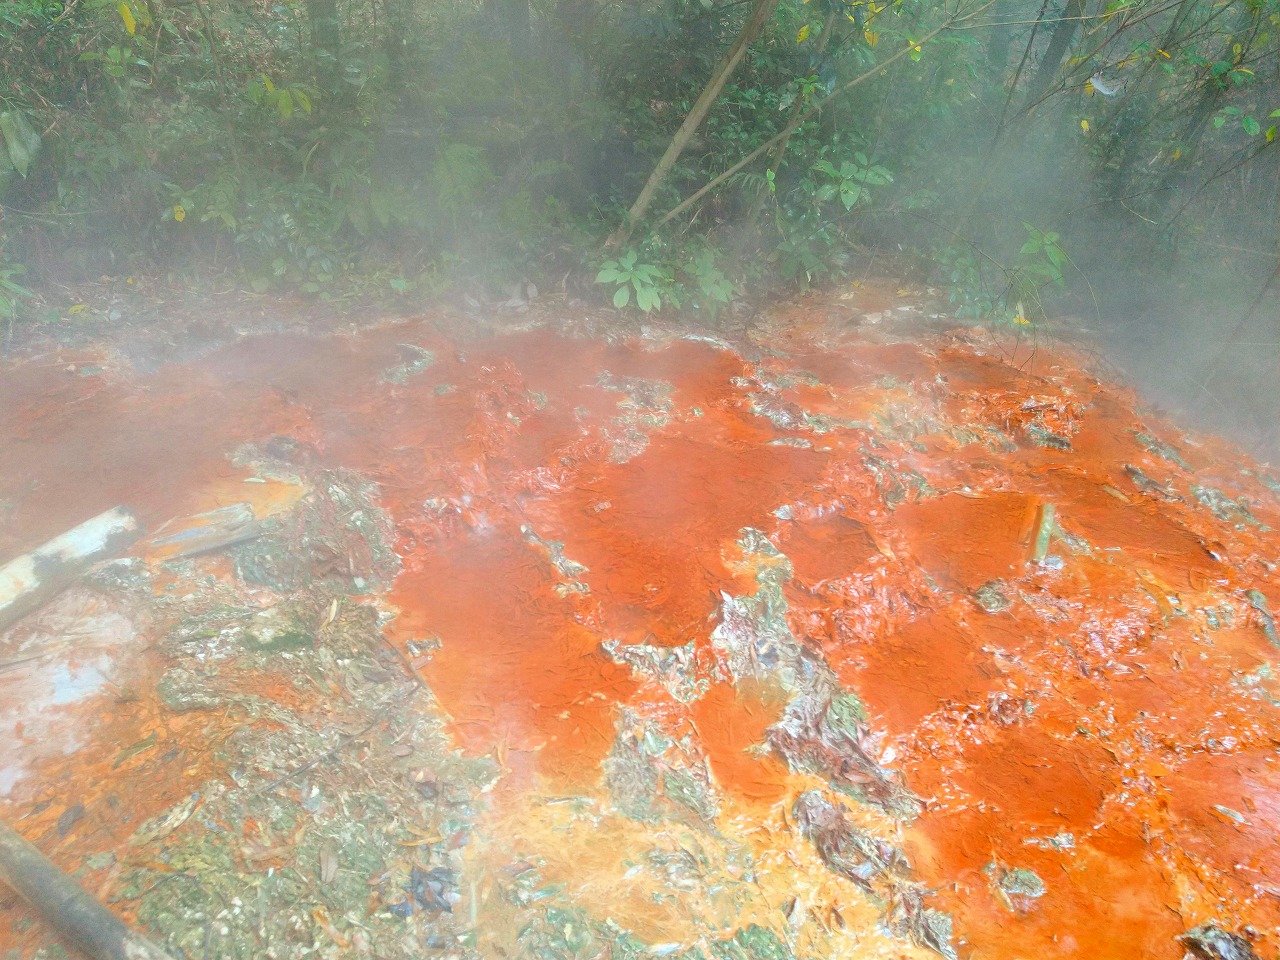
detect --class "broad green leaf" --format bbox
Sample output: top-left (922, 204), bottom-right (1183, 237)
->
top-left (1243, 116), bottom-right (1260, 136)
top-left (293, 88), bottom-right (312, 114)
top-left (0, 110), bottom-right (41, 179)
top-left (613, 285), bottom-right (630, 308)
top-left (637, 285), bottom-right (660, 312)
top-left (278, 93), bottom-right (294, 118)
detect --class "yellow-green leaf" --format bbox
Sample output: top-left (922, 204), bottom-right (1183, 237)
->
top-left (173, 204), bottom-right (186, 222)
top-left (865, 28), bottom-right (878, 46)
top-left (1080, 118), bottom-right (1090, 133)
top-left (797, 23), bottom-right (811, 42)
top-left (262, 74), bottom-right (275, 93)
top-left (118, 1), bottom-right (136, 35)
top-left (292, 88), bottom-right (312, 114)
top-left (1268, 125), bottom-right (1277, 143)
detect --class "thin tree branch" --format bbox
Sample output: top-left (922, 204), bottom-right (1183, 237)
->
top-left (649, 0), bottom-right (999, 236)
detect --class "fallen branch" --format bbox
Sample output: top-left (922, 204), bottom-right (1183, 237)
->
top-left (0, 818), bottom-right (177, 960)
top-left (0, 507), bottom-right (141, 633)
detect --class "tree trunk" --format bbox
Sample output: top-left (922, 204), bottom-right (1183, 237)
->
top-left (307, 0), bottom-right (342, 99)
top-left (606, 0), bottom-right (782, 249)
top-left (986, 0), bottom-right (1013, 77)
top-left (1022, 0), bottom-right (1085, 106)
top-left (383, 0), bottom-right (411, 95)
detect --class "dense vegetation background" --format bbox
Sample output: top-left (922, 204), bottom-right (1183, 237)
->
top-left (1, 0), bottom-right (1278, 436)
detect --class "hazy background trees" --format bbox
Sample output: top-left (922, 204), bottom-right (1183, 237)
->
top-left (2, 0), bottom-right (1278, 437)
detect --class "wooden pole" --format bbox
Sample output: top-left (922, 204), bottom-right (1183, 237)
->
top-left (0, 507), bottom-right (142, 633)
top-left (0, 818), bottom-right (177, 960)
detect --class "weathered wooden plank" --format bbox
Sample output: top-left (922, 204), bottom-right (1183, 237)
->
top-left (146, 502), bottom-right (260, 561)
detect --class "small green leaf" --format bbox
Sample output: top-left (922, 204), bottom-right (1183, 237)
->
top-left (1243, 116), bottom-right (1261, 136)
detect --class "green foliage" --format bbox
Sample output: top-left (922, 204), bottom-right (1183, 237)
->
top-left (937, 223), bottom-right (1069, 324)
top-left (432, 144), bottom-right (495, 228)
top-left (0, 107), bottom-right (41, 198)
top-left (246, 76), bottom-right (314, 120)
top-left (1014, 223), bottom-right (1066, 296)
top-left (597, 252), bottom-right (672, 312)
top-left (683, 247), bottom-right (735, 316)
top-left (594, 242), bottom-right (737, 316)
top-left (0, 0), bottom-right (1274, 320)
top-left (0, 255), bottom-right (34, 326)
top-left (938, 243), bottom-right (998, 320)
top-left (812, 154), bottom-right (894, 211)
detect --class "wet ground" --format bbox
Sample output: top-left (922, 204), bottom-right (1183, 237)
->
top-left (1, 284), bottom-right (1279, 960)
